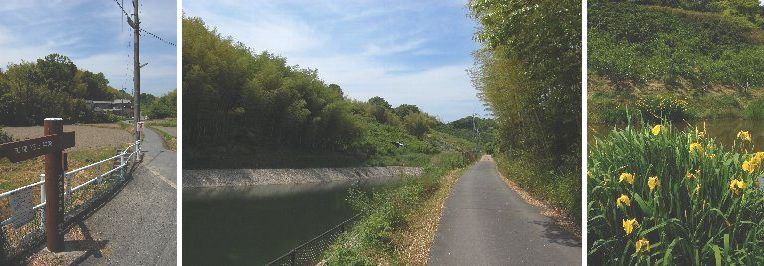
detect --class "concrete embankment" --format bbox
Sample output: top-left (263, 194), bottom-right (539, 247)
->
top-left (182, 166), bottom-right (423, 187)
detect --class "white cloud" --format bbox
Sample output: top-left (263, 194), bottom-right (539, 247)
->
top-left (0, 0), bottom-right (176, 96)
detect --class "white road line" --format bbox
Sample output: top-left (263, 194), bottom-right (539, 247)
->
top-left (145, 166), bottom-right (176, 189)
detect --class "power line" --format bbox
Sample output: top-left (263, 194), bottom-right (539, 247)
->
top-left (140, 28), bottom-right (176, 47)
top-left (112, 0), bottom-right (129, 17)
top-left (112, 0), bottom-right (176, 47)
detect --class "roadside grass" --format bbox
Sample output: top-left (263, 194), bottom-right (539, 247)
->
top-left (146, 118), bottom-right (176, 127)
top-left (148, 126), bottom-right (176, 151)
top-left (0, 146), bottom-right (125, 214)
top-left (388, 167), bottom-right (464, 264)
top-left (322, 152), bottom-right (476, 264)
top-left (494, 152), bottom-right (582, 225)
top-left (588, 121), bottom-right (764, 264)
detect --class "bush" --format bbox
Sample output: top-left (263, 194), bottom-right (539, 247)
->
top-left (588, 121), bottom-right (764, 264)
top-left (495, 152), bottom-right (581, 223)
top-left (634, 95), bottom-right (691, 123)
top-left (743, 96), bottom-right (764, 120)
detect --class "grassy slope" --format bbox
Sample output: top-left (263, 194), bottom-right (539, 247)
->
top-left (321, 126), bottom-right (479, 264)
top-left (323, 152), bottom-right (477, 264)
top-left (588, 3), bottom-right (764, 123)
top-left (183, 119), bottom-right (471, 169)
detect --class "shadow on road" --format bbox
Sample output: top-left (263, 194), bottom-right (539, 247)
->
top-left (66, 221), bottom-right (108, 261)
top-left (531, 220), bottom-right (581, 248)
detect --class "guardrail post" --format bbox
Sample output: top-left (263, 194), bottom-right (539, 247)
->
top-left (39, 173), bottom-right (45, 231)
top-left (43, 118), bottom-right (65, 252)
top-left (120, 151), bottom-right (126, 180)
top-left (108, 150), bottom-right (120, 183)
top-left (63, 153), bottom-right (71, 201)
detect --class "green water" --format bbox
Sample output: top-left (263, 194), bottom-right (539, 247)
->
top-left (589, 119), bottom-right (764, 148)
top-left (182, 178), bottom-right (398, 265)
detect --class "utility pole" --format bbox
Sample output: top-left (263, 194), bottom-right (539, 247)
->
top-left (472, 113), bottom-right (480, 152)
top-left (128, 0), bottom-right (141, 142)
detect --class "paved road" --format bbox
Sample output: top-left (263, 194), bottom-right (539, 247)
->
top-left (79, 128), bottom-right (177, 265)
top-left (428, 156), bottom-right (580, 265)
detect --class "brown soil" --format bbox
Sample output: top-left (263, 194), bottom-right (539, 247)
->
top-left (4, 125), bottom-right (132, 151)
top-left (390, 168), bottom-right (464, 265)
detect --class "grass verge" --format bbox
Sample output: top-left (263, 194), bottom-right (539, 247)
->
top-left (322, 152), bottom-right (476, 264)
top-left (148, 126), bottom-right (176, 151)
top-left (493, 152), bottom-right (582, 225)
top-left (146, 118), bottom-right (176, 127)
top-left (588, 121), bottom-right (764, 264)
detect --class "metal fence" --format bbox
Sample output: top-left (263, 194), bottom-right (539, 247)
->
top-left (267, 214), bottom-right (360, 266)
top-left (0, 140), bottom-right (140, 256)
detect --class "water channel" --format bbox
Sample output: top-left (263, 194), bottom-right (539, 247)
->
top-left (182, 177), bottom-right (400, 265)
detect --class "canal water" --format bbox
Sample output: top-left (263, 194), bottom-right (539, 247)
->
top-left (589, 119), bottom-right (764, 149)
top-left (182, 177), bottom-right (399, 265)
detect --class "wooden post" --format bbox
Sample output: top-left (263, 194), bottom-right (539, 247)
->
top-left (43, 118), bottom-right (65, 252)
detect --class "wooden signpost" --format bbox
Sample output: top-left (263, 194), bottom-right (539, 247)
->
top-left (0, 118), bottom-right (75, 252)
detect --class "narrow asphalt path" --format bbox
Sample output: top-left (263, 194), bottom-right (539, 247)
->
top-left (79, 128), bottom-right (176, 265)
top-left (428, 156), bottom-right (580, 265)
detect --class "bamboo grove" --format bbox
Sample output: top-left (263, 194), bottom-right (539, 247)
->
top-left (181, 16), bottom-right (466, 164)
top-left (467, 0), bottom-right (582, 219)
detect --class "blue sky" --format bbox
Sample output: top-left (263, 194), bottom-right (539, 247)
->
top-left (0, 0), bottom-right (177, 96)
top-left (184, 0), bottom-right (487, 122)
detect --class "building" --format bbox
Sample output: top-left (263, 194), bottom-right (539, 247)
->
top-left (86, 99), bottom-right (133, 116)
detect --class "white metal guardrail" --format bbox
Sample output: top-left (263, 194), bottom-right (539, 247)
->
top-left (0, 140), bottom-right (141, 228)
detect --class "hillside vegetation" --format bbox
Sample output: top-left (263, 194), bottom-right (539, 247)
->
top-left (182, 16), bottom-right (486, 169)
top-left (589, 1), bottom-right (764, 123)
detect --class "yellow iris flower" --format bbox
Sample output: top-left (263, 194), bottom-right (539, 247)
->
top-left (648, 176), bottom-right (659, 191)
top-left (743, 160), bottom-right (755, 174)
top-left (651, 125), bottom-right (664, 136)
top-left (616, 194), bottom-right (631, 207)
top-left (729, 179), bottom-right (747, 195)
top-left (623, 218), bottom-right (638, 235)
top-left (635, 238), bottom-right (650, 252)
top-left (689, 142), bottom-right (703, 153)
top-left (738, 131), bottom-right (752, 142)
top-left (619, 173), bottom-right (635, 185)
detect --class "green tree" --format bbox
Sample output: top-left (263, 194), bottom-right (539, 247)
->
top-left (393, 104), bottom-right (421, 118)
top-left (403, 112), bottom-right (436, 138)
